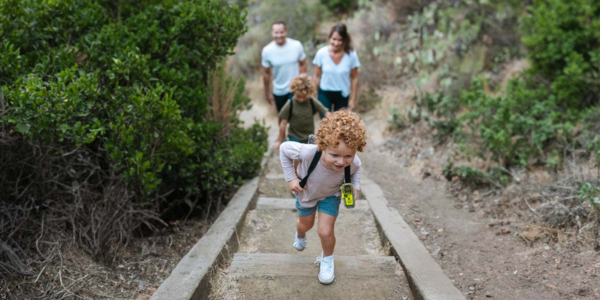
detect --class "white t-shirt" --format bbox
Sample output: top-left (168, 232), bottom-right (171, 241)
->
top-left (313, 46), bottom-right (361, 97)
top-left (261, 38), bottom-right (307, 96)
top-left (279, 142), bottom-right (361, 208)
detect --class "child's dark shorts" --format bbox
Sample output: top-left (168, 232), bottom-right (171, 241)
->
top-left (295, 196), bottom-right (341, 217)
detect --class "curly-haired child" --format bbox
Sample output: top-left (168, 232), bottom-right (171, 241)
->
top-left (279, 109), bottom-right (367, 284)
top-left (271, 74), bottom-right (330, 149)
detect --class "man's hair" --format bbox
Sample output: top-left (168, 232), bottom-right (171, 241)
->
top-left (289, 74), bottom-right (315, 96)
top-left (316, 110), bottom-right (367, 152)
top-left (272, 20), bottom-right (286, 29)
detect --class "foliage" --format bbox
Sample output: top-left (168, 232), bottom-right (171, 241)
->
top-left (398, 0), bottom-right (600, 189)
top-left (442, 159), bottom-right (510, 189)
top-left (521, 0), bottom-right (600, 110)
top-left (577, 182), bottom-right (600, 212)
top-left (320, 0), bottom-right (357, 13)
top-left (257, 0), bottom-right (329, 47)
top-left (459, 78), bottom-right (573, 167)
top-left (395, 0), bottom-right (524, 89)
top-left (387, 108), bottom-right (407, 130)
top-left (0, 0), bottom-right (267, 271)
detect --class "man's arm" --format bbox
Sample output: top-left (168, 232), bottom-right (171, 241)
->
top-left (262, 66), bottom-right (274, 106)
top-left (348, 68), bottom-right (359, 111)
top-left (299, 59), bottom-right (307, 74)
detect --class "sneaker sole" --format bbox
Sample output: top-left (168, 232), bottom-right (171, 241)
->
top-left (318, 275), bottom-right (334, 285)
top-left (292, 243), bottom-right (305, 251)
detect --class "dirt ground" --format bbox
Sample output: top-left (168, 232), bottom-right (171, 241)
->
top-left (358, 90), bottom-right (600, 300)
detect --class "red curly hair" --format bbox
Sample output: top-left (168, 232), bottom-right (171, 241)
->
top-left (316, 110), bottom-right (367, 152)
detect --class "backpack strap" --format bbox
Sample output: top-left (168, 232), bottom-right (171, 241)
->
top-left (344, 164), bottom-right (351, 184)
top-left (299, 151), bottom-right (352, 188)
top-left (287, 99), bottom-right (294, 121)
top-left (299, 151), bottom-right (321, 188)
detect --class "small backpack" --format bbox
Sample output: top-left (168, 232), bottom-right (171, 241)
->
top-left (287, 98), bottom-right (316, 122)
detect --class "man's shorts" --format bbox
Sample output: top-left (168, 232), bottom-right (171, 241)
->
top-left (295, 196), bottom-right (341, 217)
top-left (274, 92), bottom-right (294, 112)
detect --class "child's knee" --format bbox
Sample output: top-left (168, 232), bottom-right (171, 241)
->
top-left (298, 218), bottom-right (314, 230)
top-left (318, 227), bottom-right (334, 239)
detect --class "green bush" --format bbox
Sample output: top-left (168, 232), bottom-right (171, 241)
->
top-left (257, 0), bottom-right (329, 47)
top-left (522, 0), bottom-right (600, 110)
top-left (459, 78), bottom-right (573, 167)
top-left (321, 0), bottom-right (357, 13)
top-left (0, 0), bottom-right (267, 268)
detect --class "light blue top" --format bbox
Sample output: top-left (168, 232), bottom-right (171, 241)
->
top-left (312, 46), bottom-right (361, 97)
top-left (261, 38), bottom-right (307, 96)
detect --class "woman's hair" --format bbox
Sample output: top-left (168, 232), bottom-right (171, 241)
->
top-left (328, 23), bottom-right (353, 54)
top-left (289, 74), bottom-right (316, 96)
top-left (316, 110), bottom-right (367, 152)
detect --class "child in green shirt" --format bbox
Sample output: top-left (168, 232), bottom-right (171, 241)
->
top-left (272, 74), bottom-right (330, 149)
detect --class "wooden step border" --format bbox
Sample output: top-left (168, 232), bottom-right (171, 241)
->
top-left (150, 131), bottom-right (278, 300)
top-left (361, 176), bottom-right (465, 300)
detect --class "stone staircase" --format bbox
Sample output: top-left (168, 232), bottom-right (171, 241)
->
top-left (208, 151), bottom-right (413, 300)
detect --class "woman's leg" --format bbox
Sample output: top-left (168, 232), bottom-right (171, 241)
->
top-left (317, 211), bottom-right (337, 256)
top-left (332, 92), bottom-right (349, 111)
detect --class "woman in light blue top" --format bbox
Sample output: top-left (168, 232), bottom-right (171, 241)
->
top-left (313, 23), bottom-right (360, 116)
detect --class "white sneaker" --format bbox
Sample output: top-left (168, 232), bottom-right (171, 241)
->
top-left (315, 253), bottom-right (335, 284)
top-left (293, 232), bottom-right (307, 251)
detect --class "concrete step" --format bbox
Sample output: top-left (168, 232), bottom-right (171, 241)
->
top-left (238, 206), bottom-right (384, 256)
top-left (256, 197), bottom-right (369, 210)
top-left (211, 253), bottom-right (412, 300)
top-left (265, 174), bottom-right (286, 180)
top-left (258, 176), bottom-right (292, 199)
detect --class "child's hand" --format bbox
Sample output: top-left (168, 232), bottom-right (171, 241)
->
top-left (271, 141), bottom-right (282, 150)
top-left (288, 178), bottom-right (303, 193)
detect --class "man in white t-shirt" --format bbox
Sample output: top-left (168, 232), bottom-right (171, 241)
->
top-left (261, 21), bottom-right (307, 120)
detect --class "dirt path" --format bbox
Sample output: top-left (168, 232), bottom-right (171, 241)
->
top-left (359, 110), bottom-right (600, 300)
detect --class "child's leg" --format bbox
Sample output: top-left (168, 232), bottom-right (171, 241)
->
top-left (317, 211), bottom-right (337, 256)
top-left (296, 212), bottom-right (316, 238)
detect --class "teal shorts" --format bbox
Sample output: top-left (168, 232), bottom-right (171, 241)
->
top-left (295, 196), bottom-right (341, 217)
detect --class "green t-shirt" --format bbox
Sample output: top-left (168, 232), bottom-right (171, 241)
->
top-left (278, 98), bottom-right (329, 142)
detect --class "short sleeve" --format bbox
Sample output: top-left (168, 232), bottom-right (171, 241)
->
top-left (312, 48), bottom-right (324, 67)
top-left (350, 51), bottom-right (361, 69)
top-left (298, 42), bottom-right (307, 61)
top-left (278, 100), bottom-right (292, 120)
top-left (261, 48), bottom-right (271, 68)
top-left (312, 98), bottom-right (329, 114)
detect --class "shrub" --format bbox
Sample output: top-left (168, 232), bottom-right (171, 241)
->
top-left (257, 0), bottom-right (329, 45)
top-left (0, 0), bottom-right (267, 277)
top-left (321, 0), bottom-right (357, 13)
top-left (459, 78), bottom-right (572, 167)
top-left (521, 0), bottom-right (600, 110)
